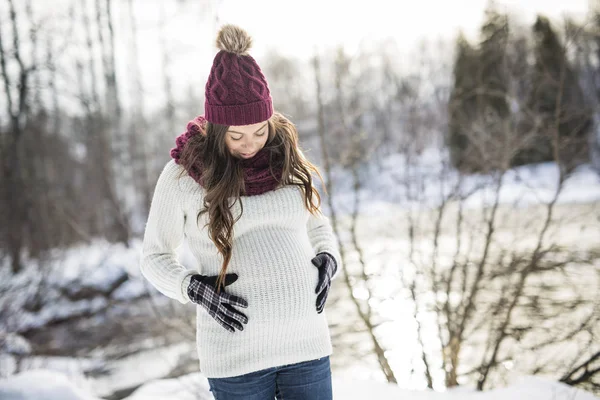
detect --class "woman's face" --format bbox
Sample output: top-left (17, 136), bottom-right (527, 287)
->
top-left (224, 121), bottom-right (269, 159)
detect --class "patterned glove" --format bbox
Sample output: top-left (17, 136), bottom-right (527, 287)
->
top-left (311, 252), bottom-right (338, 314)
top-left (187, 273), bottom-right (249, 333)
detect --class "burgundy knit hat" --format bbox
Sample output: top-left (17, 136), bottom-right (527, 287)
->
top-left (204, 25), bottom-right (273, 126)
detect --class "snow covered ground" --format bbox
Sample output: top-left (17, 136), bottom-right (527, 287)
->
top-left (0, 369), bottom-right (597, 400)
top-left (330, 149), bottom-right (600, 216)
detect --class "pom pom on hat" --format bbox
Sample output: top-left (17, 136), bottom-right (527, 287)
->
top-left (215, 24), bottom-right (253, 56)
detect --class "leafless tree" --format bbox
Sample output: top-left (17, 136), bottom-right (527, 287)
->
top-left (126, 0), bottom-right (151, 215)
top-left (390, 27), bottom-right (599, 392)
top-left (92, 0), bottom-right (130, 244)
top-left (313, 48), bottom-right (399, 384)
top-left (0, 0), bottom-right (36, 273)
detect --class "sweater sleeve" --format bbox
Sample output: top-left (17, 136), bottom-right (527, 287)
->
top-left (140, 160), bottom-right (197, 304)
top-left (307, 210), bottom-right (342, 280)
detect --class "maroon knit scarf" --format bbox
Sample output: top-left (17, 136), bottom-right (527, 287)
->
top-left (170, 116), bottom-right (284, 196)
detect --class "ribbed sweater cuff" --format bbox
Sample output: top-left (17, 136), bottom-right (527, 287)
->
top-left (179, 271), bottom-right (196, 304)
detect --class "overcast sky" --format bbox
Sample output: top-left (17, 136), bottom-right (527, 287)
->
top-left (214, 0), bottom-right (590, 58)
top-left (132, 0), bottom-right (591, 109)
top-left (23, 0), bottom-right (592, 113)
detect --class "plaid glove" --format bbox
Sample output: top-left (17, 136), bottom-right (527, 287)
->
top-left (187, 273), bottom-right (249, 333)
top-left (311, 252), bottom-right (337, 313)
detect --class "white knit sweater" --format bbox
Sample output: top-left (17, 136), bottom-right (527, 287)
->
top-left (140, 160), bottom-right (341, 378)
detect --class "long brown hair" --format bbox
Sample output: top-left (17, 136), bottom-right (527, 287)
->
top-left (178, 112), bottom-right (325, 289)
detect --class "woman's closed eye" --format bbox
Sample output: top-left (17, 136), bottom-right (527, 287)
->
top-left (230, 130), bottom-right (266, 141)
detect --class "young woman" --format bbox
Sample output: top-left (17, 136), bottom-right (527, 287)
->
top-left (140, 25), bottom-right (341, 399)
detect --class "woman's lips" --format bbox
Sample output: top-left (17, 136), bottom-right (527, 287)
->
top-left (240, 151), bottom-right (257, 158)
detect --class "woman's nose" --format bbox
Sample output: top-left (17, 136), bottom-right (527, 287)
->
top-left (241, 139), bottom-right (254, 149)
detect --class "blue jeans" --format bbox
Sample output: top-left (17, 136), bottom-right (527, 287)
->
top-left (207, 356), bottom-right (332, 400)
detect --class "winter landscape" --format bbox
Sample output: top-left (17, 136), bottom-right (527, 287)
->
top-left (1, 0), bottom-right (599, 399)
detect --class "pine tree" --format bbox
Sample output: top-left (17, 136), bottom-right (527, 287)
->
top-left (478, 4), bottom-right (510, 121)
top-left (593, 1), bottom-right (600, 171)
top-left (448, 5), bottom-right (511, 172)
top-left (514, 16), bottom-right (592, 169)
top-left (596, 3), bottom-right (600, 104)
top-left (447, 34), bottom-right (479, 171)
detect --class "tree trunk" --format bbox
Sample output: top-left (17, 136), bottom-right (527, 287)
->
top-left (94, 0), bottom-right (130, 244)
top-left (127, 0), bottom-right (151, 215)
top-left (1, 0), bottom-right (33, 274)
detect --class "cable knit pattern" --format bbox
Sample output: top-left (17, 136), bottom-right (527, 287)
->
top-left (170, 116), bottom-right (207, 185)
top-left (140, 160), bottom-right (341, 378)
top-left (205, 51), bottom-right (273, 125)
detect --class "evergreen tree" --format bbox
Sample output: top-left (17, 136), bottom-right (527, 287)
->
top-left (514, 16), bottom-right (592, 169)
top-left (596, 3), bottom-right (600, 104)
top-left (448, 4), bottom-right (511, 172)
top-left (478, 4), bottom-right (510, 121)
top-left (448, 34), bottom-right (479, 171)
top-left (593, 1), bottom-right (600, 171)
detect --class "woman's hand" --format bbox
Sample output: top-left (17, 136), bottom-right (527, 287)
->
top-left (187, 273), bottom-right (249, 332)
top-left (311, 252), bottom-right (337, 313)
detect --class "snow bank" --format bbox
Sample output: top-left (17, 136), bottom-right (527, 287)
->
top-left (0, 370), bottom-right (99, 400)
top-left (333, 375), bottom-right (598, 399)
top-left (1, 370), bottom-right (597, 400)
top-left (342, 151), bottom-right (600, 216)
top-left (125, 372), bottom-right (212, 400)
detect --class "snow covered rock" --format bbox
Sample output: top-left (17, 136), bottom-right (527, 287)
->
top-left (111, 279), bottom-right (147, 301)
top-left (0, 334), bottom-right (32, 356)
top-left (61, 263), bottom-right (128, 300)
